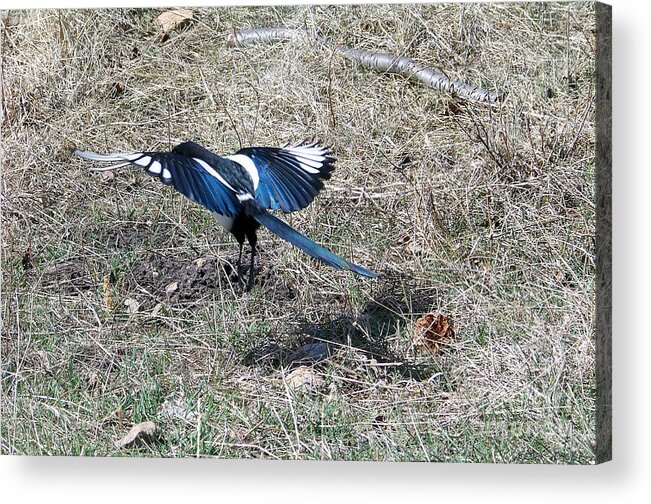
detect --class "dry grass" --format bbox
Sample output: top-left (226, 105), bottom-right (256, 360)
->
top-left (1, 3), bottom-right (595, 462)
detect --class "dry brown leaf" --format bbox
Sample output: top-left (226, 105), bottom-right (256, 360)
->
top-left (413, 313), bottom-right (454, 354)
top-left (165, 281), bottom-right (178, 294)
top-left (286, 366), bottom-right (321, 390)
top-left (157, 9), bottom-right (193, 34)
top-left (115, 421), bottom-right (156, 448)
top-left (124, 298), bottom-right (139, 314)
top-left (108, 81), bottom-right (126, 98)
top-left (100, 171), bottom-right (115, 182)
top-left (160, 396), bottom-right (197, 421)
top-left (83, 370), bottom-right (100, 391)
top-left (103, 274), bottom-right (114, 310)
top-left (21, 245), bottom-right (33, 271)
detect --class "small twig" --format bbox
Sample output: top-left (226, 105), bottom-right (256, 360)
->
top-left (220, 443), bottom-right (280, 459)
top-left (566, 93), bottom-right (595, 159)
top-left (198, 68), bottom-right (216, 108)
top-left (326, 43), bottom-right (338, 129)
top-left (166, 96), bottom-right (172, 151)
top-left (199, 68), bottom-right (243, 149)
top-left (195, 396), bottom-right (202, 458)
top-left (281, 370), bottom-right (302, 457)
top-left (244, 80), bottom-right (261, 145)
top-left (409, 408), bottom-right (431, 462)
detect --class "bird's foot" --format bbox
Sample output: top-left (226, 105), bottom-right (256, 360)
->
top-left (245, 273), bottom-right (254, 292)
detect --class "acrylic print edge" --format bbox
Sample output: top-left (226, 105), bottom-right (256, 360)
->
top-left (595, 1), bottom-right (612, 465)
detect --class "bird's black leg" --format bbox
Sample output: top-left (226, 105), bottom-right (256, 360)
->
top-left (236, 241), bottom-right (244, 278)
top-left (246, 232), bottom-right (257, 292)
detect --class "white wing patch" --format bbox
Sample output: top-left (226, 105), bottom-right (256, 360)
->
top-left (286, 144), bottom-right (329, 159)
top-left (294, 157), bottom-right (322, 168)
top-left (133, 156), bottom-right (152, 167)
top-left (192, 158), bottom-right (237, 192)
top-left (283, 143), bottom-right (329, 174)
top-left (226, 154), bottom-right (260, 190)
top-left (148, 160), bottom-right (162, 175)
top-left (236, 192), bottom-right (254, 202)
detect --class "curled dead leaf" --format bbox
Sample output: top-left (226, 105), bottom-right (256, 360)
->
top-left (100, 170), bottom-right (115, 182)
top-left (103, 275), bottom-right (114, 310)
top-left (83, 370), bottom-right (100, 391)
top-left (164, 281), bottom-right (179, 294)
top-left (108, 81), bottom-right (126, 98)
top-left (124, 298), bottom-right (139, 314)
top-left (286, 366), bottom-right (321, 390)
top-left (160, 395), bottom-right (197, 421)
top-left (21, 245), bottom-right (33, 271)
top-left (157, 9), bottom-right (193, 34)
top-left (413, 313), bottom-right (454, 354)
top-left (115, 421), bottom-right (156, 448)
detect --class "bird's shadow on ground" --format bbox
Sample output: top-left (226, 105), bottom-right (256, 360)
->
top-left (244, 272), bottom-right (448, 383)
top-left (21, 218), bottom-right (448, 385)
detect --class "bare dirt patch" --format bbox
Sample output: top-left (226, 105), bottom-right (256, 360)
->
top-left (127, 254), bottom-right (234, 306)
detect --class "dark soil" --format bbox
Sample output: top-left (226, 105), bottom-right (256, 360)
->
top-left (126, 254), bottom-right (241, 307)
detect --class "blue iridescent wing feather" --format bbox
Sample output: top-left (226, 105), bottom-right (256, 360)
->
top-left (75, 149), bottom-right (241, 218)
top-left (236, 142), bottom-right (335, 213)
top-left (157, 155), bottom-right (241, 217)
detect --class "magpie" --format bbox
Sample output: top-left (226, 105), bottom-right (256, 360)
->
top-left (75, 140), bottom-right (378, 290)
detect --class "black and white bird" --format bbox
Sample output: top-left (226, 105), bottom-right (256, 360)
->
top-left (75, 140), bottom-right (378, 289)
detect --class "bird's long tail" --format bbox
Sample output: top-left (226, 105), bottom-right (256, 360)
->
top-left (254, 212), bottom-right (378, 278)
top-left (74, 150), bottom-right (140, 171)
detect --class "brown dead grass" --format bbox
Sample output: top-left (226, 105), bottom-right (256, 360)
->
top-left (1, 4), bottom-right (595, 462)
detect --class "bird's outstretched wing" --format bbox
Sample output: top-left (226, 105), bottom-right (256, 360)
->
top-left (232, 141), bottom-right (335, 213)
top-left (75, 149), bottom-right (242, 217)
